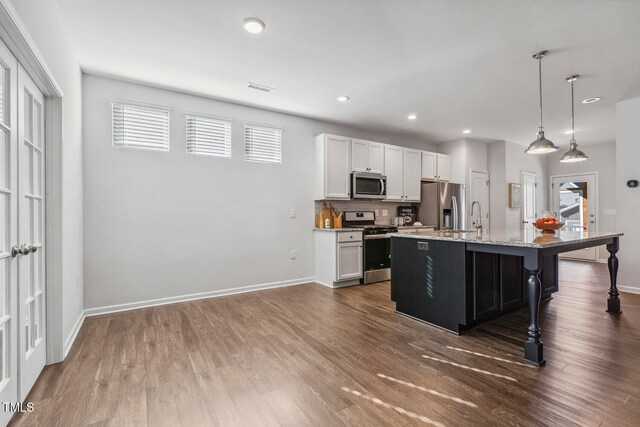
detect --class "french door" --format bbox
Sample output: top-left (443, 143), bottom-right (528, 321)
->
top-left (0, 37), bottom-right (46, 423)
top-left (0, 36), bottom-right (19, 426)
top-left (522, 172), bottom-right (537, 231)
top-left (469, 169), bottom-right (489, 229)
top-left (17, 62), bottom-right (46, 400)
top-left (551, 173), bottom-right (598, 261)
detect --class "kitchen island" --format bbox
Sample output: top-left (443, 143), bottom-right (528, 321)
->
top-left (390, 228), bottom-right (623, 366)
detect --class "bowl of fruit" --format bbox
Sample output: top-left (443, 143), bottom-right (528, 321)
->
top-left (533, 217), bottom-right (564, 234)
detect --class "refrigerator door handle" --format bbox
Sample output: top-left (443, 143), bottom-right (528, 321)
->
top-left (452, 196), bottom-right (458, 229)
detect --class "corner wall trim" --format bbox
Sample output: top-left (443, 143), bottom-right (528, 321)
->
top-left (84, 277), bottom-right (315, 317)
top-left (619, 285), bottom-right (640, 295)
top-left (63, 310), bottom-right (86, 358)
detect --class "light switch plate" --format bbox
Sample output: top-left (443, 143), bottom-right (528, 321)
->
top-left (375, 209), bottom-right (379, 217)
top-left (382, 209), bottom-right (388, 216)
top-left (289, 209), bottom-right (296, 218)
top-left (290, 250), bottom-right (297, 259)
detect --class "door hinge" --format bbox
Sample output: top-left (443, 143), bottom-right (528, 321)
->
top-left (535, 183), bottom-right (538, 188)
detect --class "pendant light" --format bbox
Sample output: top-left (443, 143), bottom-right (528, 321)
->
top-left (525, 51), bottom-right (559, 154)
top-left (560, 75), bottom-right (588, 163)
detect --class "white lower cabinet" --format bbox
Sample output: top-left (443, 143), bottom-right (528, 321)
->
top-left (337, 241), bottom-right (363, 280)
top-left (314, 230), bottom-right (363, 287)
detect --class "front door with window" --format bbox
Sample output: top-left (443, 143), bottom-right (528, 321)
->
top-left (552, 174), bottom-right (598, 261)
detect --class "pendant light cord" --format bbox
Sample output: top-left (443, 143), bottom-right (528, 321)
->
top-left (571, 79), bottom-right (575, 137)
top-left (538, 56), bottom-right (543, 131)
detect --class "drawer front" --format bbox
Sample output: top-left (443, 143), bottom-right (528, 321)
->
top-left (337, 232), bottom-right (363, 242)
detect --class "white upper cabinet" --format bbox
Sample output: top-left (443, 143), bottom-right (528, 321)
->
top-left (421, 151), bottom-right (437, 180)
top-left (436, 154), bottom-right (450, 181)
top-left (351, 139), bottom-right (384, 174)
top-left (314, 134), bottom-right (351, 200)
top-left (404, 148), bottom-right (422, 202)
top-left (367, 141), bottom-right (385, 174)
top-left (421, 151), bottom-right (450, 182)
top-left (351, 139), bottom-right (368, 172)
top-left (384, 145), bottom-right (404, 200)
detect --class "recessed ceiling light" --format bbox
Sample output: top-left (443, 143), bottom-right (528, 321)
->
top-left (462, 129), bottom-right (471, 134)
top-left (337, 95), bottom-right (350, 102)
top-left (242, 18), bottom-right (265, 34)
top-left (407, 114), bottom-right (418, 120)
top-left (582, 97), bottom-right (601, 104)
top-left (564, 129), bottom-right (574, 135)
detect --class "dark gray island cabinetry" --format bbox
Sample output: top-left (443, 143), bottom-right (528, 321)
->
top-left (390, 229), bottom-right (623, 366)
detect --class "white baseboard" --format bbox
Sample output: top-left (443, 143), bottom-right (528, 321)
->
top-left (619, 285), bottom-right (640, 295)
top-left (63, 310), bottom-right (86, 358)
top-left (84, 277), bottom-right (315, 317)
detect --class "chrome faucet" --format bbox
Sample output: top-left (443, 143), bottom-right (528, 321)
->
top-left (470, 201), bottom-right (483, 231)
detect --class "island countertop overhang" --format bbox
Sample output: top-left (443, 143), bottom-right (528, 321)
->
top-left (388, 229), bottom-right (623, 249)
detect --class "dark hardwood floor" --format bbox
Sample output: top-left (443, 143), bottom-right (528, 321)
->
top-left (10, 260), bottom-right (640, 426)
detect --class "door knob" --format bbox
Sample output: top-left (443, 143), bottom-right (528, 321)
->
top-left (18, 244), bottom-right (31, 255)
top-left (11, 245), bottom-right (19, 258)
top-left (29, 245), bottom-right (38, 253)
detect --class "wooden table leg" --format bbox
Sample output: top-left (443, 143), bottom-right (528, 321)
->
top-left (606, 237), bottom-right (621, 314)
top-left (524, 251), bottom-right (546, 366)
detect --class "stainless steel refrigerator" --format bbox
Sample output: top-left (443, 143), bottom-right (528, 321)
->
top-left (418, 182), bottom-right (466, 230)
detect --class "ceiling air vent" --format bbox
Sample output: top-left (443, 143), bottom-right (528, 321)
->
top-left (248, 82), bottom-right (274, 93)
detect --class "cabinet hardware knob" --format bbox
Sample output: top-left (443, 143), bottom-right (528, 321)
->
top-left (11, 245), bottom-right (19, 258)
top-left (18, 244), bottom-right (31, 255)
top-left (29, 245), bottom-right (38, 253)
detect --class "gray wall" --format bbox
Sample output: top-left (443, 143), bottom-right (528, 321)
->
top-left (616, 98), bottom-right (640, 292)
top-left (82, 74), bottom-right (437, 309)
top-left (486, 140), bottom-right (548, 230)
top-left (12, 0), bottom-right (84, 349)
top-left (547, 142), bottom-right (616, 262)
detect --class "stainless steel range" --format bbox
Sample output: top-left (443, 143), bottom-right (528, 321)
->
top-left (343, 211), bottom-right (397, 284)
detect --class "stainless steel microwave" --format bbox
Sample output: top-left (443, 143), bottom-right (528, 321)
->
top-left (352, 172), bottom-right (387, 199)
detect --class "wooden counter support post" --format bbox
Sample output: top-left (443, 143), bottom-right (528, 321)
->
top-left (523, 250), bottom-right (546, 366)
top-left (606, 237), bottom-right (621, 314)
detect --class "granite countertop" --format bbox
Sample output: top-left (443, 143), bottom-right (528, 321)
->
top-left (388, 228), bottom-right (623, 248)
top-left (313, 227), bottom-right (363, 232)
top-left (397, 224), bottom-right (437, 229)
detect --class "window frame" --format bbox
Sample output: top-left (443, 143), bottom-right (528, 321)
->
top-left (111, 99), bottom-right (171, 152)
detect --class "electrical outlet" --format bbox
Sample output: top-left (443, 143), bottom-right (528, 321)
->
top-left (290, 250), bottom-right (297, 259)
top-left (289, 209), bottom-right (296, 218)
top-left (375, 209), bottom-right (379, 217)
top-left (382, 209), bottom-right (388, 216)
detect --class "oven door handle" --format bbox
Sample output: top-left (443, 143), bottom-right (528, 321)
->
top-left (364, 234), bottom-right (391, 240)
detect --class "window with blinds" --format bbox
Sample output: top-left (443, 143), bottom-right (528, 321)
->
top-left (243, 123), bottom-right (282, 164)
top-left (112, 102), bottom-right (170, 151)
top-left (185, 113), bottom-right (232, 158)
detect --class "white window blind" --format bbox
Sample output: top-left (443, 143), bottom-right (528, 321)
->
top-left (244, 123), bottom-right (282, 164)
top-left (186, 113), bottom-right (232, 158)
top-left (112, 102), bottom-right (170, 151)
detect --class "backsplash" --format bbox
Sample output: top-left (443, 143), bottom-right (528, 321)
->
top-left (314, 200), bottom-right (419, 225)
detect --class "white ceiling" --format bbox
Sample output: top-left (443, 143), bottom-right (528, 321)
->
top-left (55, 0), bottom-right (640, 146)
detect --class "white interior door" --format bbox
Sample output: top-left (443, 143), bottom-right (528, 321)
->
top-left (0, 37), bottom-right (19, 425)
top-left (469, 170), bottom-right (489, 229)
top-left (552, 174), bottom-right (597, 261)
top-left (17, 63), bottom-right (46, 400)
top-left (522, 172), bottom-right (537, 230)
